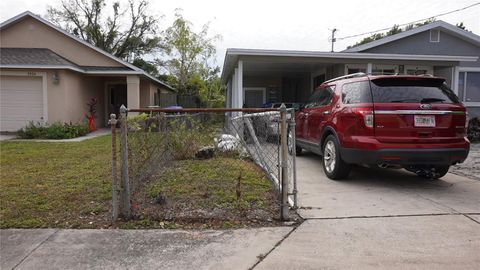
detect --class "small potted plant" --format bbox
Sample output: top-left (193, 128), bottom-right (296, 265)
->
top-left (86, 97), bottom-right (98, 132)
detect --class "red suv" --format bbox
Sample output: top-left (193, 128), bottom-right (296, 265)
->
top-left (294, 73), bottom-right (470, 180)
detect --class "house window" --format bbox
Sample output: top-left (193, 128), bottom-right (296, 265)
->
top-left (371, 65), bottom-right (396, 75)
top-left (347, 68), bottom-right (366, 74)
top-left (458, 71), bottom-right (480, 103)
top-left (345, 64), bottom-right (367, 75)
top-left (407, 69), bottom-right (428, 75)
top-left (430, 29), bottom-right (440, 43)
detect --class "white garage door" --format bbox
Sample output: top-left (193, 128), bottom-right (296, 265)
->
top-left (0, 75), bottom-right (44, 131)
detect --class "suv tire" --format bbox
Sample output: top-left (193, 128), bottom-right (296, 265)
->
top-left (322, 135), bottom-right (351, 180)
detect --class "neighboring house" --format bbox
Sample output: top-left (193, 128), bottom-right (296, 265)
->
top-left (221, 20), bottom-right (480, 118)
top-left (0, 11), bottom-right (175, 132)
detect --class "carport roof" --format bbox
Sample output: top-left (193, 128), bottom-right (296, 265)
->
top-left (221, 48), bottom-right (479, 82)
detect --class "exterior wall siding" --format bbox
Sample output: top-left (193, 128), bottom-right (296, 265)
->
top-left (0, 17), bottom-right (123, 67)
top-left (363, 30), bottom-right (480, 68)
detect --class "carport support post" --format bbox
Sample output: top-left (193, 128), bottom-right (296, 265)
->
top-left (109, 114), bottom-right (119, 222)
top-left (280, 104), bottom-right (289, 220)
top-left (119, 105), bottom-right (131, 219)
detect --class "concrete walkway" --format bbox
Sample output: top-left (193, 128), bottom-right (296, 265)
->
top-left (2, 152), bottom-right (479, 269)
top-left (4, 128), bottom-right (110, 142)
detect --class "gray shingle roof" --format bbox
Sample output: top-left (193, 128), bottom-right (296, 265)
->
top-left (0, 48), bottom-right (77, 66)
top-left (0, 48), bottom-right (133, 72)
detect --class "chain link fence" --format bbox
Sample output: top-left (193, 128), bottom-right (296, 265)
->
top-left (110, 106), bottom-right (297, 222)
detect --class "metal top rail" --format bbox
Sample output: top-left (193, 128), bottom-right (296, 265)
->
top-left (127, 107), bottom-right (281, 113)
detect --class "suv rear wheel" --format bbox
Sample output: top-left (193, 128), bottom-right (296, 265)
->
top-left (322, 135), bottom-right (351, 180)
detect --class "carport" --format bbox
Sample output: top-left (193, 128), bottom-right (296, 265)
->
top-left (221, 48), bottom-right (477, 108)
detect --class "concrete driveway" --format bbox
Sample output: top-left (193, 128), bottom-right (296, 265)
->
top-left (255, 152), bottom-right (480, 269)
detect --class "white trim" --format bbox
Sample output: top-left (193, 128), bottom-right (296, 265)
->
top-left (367, 63), bottom-right (373, 74)
top-left (343, 20), bottom-right (480, 52)
top-left (0, 70), bottom-right (48, 124)
top-left (464, 102), bottom-right (480, 107)
top-left (0, 65), bottom-right (174, 90)
top-left (226, 48), bottom-right (478, 62)
top-left (458, 67), bottom-right (480, 72)
top-left (453, 66), bottom-right (459, 95)
top-left (243, 87), bottom-right (267, 106)
top-left (236, 61), bottom-right (243, 108)
top-left (1, 65), bottom-right (141, 75)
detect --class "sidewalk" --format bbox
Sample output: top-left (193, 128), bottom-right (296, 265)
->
top-left (7, 128), bottom-right (111, 143)
top-left (1, 227), bottom-right (292, 270)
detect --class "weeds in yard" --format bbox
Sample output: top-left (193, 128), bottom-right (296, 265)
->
top-left (0, 136), bottom-right (112, 228)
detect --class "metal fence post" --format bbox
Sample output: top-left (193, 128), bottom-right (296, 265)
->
top-left (119, 105), bottom-right (131, 218)
top-left (289, 110), bottom-right (298, 209)
top-left (108, 114), bottom-right (119, 221)
top-left (280, 104), bottom-right (289, 220)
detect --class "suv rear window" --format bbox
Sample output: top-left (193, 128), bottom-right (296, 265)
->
top-left (370, 77), bottom-right (460, 104)
top-left (342, 81), bottom-right (372, 104)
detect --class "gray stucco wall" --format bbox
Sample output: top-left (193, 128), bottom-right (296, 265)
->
top-left (364, 30), bottom-right (480, 67)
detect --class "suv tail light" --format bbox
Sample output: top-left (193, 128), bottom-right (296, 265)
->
top-left (465, 112), bottom-right (469, 129)
top-left (352, 107), bottom-right (374, 128)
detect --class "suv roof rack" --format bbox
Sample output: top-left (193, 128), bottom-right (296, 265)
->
top-left (324, 72), bottom-right (367, 84)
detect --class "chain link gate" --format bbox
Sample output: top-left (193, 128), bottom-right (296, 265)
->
top-left (110, 105), bottom-right (297, 221)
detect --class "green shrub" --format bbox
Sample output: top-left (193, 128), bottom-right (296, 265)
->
top-left (17, 122), bottom-right (90, 139)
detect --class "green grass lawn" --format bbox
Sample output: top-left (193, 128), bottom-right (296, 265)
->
top-left (0, 135), bottom-right (280, 229)
top-left (0, 136), bottom-right (112, 228)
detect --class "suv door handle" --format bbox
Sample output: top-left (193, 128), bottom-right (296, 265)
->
top-left (323, 111), bottom-right (330, 115)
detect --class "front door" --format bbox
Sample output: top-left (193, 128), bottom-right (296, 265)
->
top-left (107, 84), bottom-right (127, 117)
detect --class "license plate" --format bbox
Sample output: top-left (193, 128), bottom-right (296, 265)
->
top-left (414, 115), bottom-right (435, 127)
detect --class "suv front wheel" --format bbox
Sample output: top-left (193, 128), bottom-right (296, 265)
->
top-left (322, 135), bottom-right (351, 180)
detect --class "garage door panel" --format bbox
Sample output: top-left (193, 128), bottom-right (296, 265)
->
top-left (1, 91), bottom-right (43, 105)
top-left (1, 106), bottom-right (43, 118)
top-left (0, 75), bottom-right (44, 131)
top-left (0, 76), bottom-right (43, 89)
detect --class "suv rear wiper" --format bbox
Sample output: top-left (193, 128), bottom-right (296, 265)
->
top-left (390, 99), bottom-right (418, 103)
top-left (420, 98), bottom-right (445, 103)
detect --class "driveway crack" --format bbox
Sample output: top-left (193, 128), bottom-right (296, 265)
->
top-left (12, 229), bottom-right (59, 269)
top-left (249, 223), bottom-right (302, 269)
